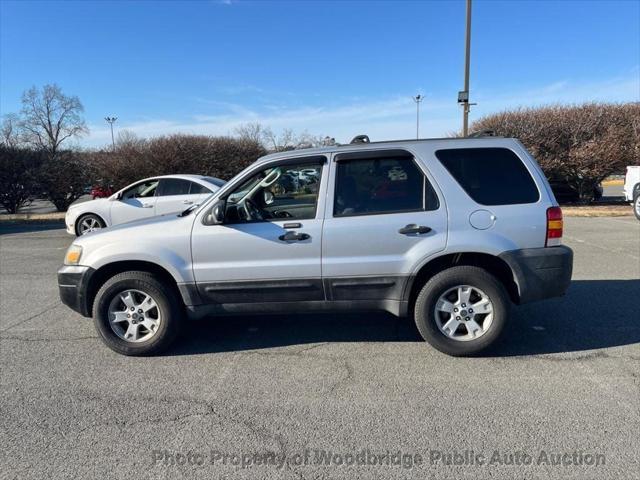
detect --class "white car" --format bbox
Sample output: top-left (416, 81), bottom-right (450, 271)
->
top-left (65, 174), bottom-right (225, 236)
top-left (623, 166), bottom-right (640, 220)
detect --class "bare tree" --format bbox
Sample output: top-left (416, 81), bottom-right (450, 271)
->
top-left (262, 127), bottom-right (297, 151)
top-left (1, 114), bottom-right (21, 148)
top-left (234, 122), bottom-right (266, 144)
top-left (297, 131), bottom-right (336, 149)
top-left (234, 122), bottom-right (335, 151)
top-left (116, 129), bottom-right (145, 148)
top-left (19, 84), bottom-right (88, 155)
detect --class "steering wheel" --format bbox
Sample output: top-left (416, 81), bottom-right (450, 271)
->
top-left (243, 198), bottom-right (264, 221)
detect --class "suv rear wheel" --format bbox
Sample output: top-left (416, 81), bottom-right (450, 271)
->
top-left (633, 189), bottom-right (640, 221)
top-left (92, 271), bottom-right (182, 355)
top-left (414, 266), bottom-right (509, 356)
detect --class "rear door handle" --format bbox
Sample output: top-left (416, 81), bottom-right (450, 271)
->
top-left (398, 224), bottom-right (431, 235)
top-left (278, 231), bottom-right (310, 242)
top-left (183, 200), bottom-right (194, 205)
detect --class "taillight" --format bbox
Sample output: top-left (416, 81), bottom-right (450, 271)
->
top-left (546, 207), bottom-right (563, 246)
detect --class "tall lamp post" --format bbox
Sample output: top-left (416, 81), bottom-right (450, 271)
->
top-left (104, 116), bottom-right (117, 150)
top-left (458, 0), bottom-right (475, 137)
top-left (412, 94), bottom-right (423, 139)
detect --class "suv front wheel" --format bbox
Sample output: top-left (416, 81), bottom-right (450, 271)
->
top-left (414, 266), bottom-right (509, 356)
top-left (92, 271), bottom-right (182, 355)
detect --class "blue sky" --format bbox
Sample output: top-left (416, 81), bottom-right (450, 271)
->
top-left (1, 0), bottom-right (638, 147)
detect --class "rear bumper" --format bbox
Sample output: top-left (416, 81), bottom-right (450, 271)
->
top-left (499, 246), bottom-right (573, 304)
top-left (58, 265), bottom-right (96, 317)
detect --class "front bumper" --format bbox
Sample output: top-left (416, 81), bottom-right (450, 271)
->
top-left (499, 246), bottom-right (573, 304)
top-left (58, 265), bottom-right (96, 317)
top-left (64, 211), bottom-right (77, 235)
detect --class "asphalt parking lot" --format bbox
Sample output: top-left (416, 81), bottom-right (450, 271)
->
top-left (1, 217), bottom-right (639, 480)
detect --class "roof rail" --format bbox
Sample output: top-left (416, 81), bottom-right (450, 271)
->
top-left (350, 134), bottom-right (370, 144)
top-left (468, 129), bottom-right (496, 138)
top-left (333, 133), bottom-right (505, 149)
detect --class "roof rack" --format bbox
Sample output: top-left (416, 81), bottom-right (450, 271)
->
top-left (468, 129), bottom-right (496, 138)
top-left (350, 134), bottom-right (371, 144)
top-left (339, 133), bottom-right (503, 147)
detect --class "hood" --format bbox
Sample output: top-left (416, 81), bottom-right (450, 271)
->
top-left (68, 198), bottom-right (110, 211)
top-left (76, 211), bottom-right (195, 247)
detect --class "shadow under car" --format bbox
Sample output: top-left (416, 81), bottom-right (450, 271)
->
top-left (166, 279), bottom-right (640, 357)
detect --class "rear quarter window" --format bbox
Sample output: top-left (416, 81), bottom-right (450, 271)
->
top-left (435, 147), bottom-right (539, 205)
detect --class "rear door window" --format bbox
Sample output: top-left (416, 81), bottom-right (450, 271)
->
top-left (435, 147), bottom-right (539, 205)
top-left (190, 182), bottom-right (213, 194)
top-left (333, 155), bottom-right (438, 217)
top-left (157, 178), bottom-right (191, 196)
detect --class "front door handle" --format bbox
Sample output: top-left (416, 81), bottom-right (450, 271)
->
top-left (183, 200), bottom-right (194, 205)
top-left (398, 224), bottom-right (432, 235)
top-left (142, 204), bottom-right (154, 208)
top-left (278, 231), bottom-right (310, 242)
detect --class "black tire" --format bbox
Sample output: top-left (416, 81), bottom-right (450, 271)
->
top-left (76, 213), bottom-right (105, 236)
top-left (633, 184), bottom-right (640, 221)
top-left (92, 271), bottom-right (182, 356)
top-left (413, 266), bottom-right (510, 356)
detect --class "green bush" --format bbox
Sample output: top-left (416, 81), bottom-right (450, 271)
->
top-left (38, 150), bottom-right (94, 211)
top-left (0, 146), bottom-right (43, 213)
top-left (90, 134), bottom-right (266, 190)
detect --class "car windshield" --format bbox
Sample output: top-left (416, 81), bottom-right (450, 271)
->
top-left (203, 176), bottom-right (226, 188)
top-left (226, 169), bottom-right (273, 204)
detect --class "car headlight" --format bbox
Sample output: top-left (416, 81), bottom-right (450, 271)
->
top-left (64, 244), bottom-right (83, 265)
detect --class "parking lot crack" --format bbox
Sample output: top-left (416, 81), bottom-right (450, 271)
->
top-left (0, 334), bottom-right (97, 342)
top-left (73, 395), bottom-right (220, 438)
top-left (0, 301), bottom-right (62, 332)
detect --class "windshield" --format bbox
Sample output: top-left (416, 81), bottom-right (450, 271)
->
top-left (227, 169), bottom-right (272, 204)
top-left (203, 176), bottom-right (226, 188)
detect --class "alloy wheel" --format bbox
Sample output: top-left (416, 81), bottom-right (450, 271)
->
top-left (79, 217), bottom-right (102, 235)
top-left (434, 285), bottom-right (494, 341)
top-left (107, 289), bottom-right (162, 343)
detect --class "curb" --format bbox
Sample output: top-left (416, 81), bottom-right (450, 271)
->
top-left (0, 213), bottom-right (65, 222)
top-left (562, 206), bottom-right (632, 217)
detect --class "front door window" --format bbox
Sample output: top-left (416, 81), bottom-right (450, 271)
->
top-left (225, 162), bottom-right (323, 222)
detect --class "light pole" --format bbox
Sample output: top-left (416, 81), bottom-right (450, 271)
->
top-left (104, 116), bottom-right (117, 150)
top-left (412, 94), bottom-right (423, 139)
top-left (458, 0), bottom-right (475, 137)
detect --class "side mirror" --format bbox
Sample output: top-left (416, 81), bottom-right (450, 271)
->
top-left (204, 200), bottom-right (226, 225)
top-left (263, 190), bottom-right (274, 205)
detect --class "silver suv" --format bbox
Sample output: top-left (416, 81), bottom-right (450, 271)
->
top-left (58, 136), bottom-right (573, 356)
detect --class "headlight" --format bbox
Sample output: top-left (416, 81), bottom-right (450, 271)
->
top-left (64, 245), bottom-right (83, 265)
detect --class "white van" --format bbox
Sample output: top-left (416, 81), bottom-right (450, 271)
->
top-left (623, 166), bottom-right (640, 220)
